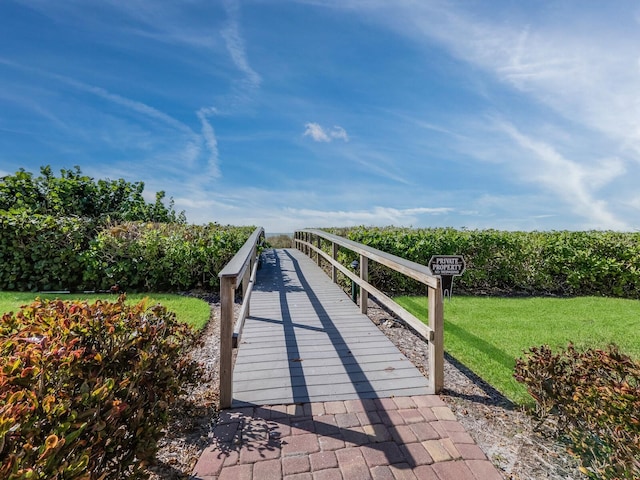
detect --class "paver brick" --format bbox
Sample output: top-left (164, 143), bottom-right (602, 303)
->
top-left (311, 403), bottom-right (326, 416)
top-left (409, 422), bottom-right (439, 442)
top-left (269, 418), bottom-right (292, 439)
top-left (284, 473), bottom-right (313, 480)
top-left (341, 426), bottom-right (367, 447)
top-left (363, 423), bottom-right (392, 442)
top-left (456, 443), bottom-right (487, 460)
top-left (371, 465), bottom-right (395, 480)
top-left (223, 450), bottom-right (239, 467)
top-left (191, 449), bottom-right (226, 477)
top-left (398, 409), bottom-right (425, 424)
top-left (440, 438), bottom-right (461, 460)
top-left (390, 425), bottom-right (418, 444)
top-left (282, 433), bottom-right (320, 456)
top-left (399, 442), bottom-right (434, 467)
top-left (283, 455), bottom-right (311, 475)
top-left (336, 447), bottom-right (372, 479)
top-left (431, 460), bottom-right (476, 480)
top-left (431, 407), bottom-right (457, 421)
top-left (291, 418), bottom-right (316, 435)
top-left (448, 431), bottom-right (475, 444)
top-left (374, 397), bottom-right (398, 411)
top-left (271, 404), bottom-right (290, 419)
top-left (310, 451), bottom-right (338, 471)
top-left (388, 462), bottom-right (417, 480)
top-left (253, 458), bottom-right (282, 480)
top-left (218, 463), bottom-right (252, 480)
top-left (393, 397), bottom-right (417, 409)
top-left (288, 404), bottom-right (309, 418)
top-left (380, 410), bottom-right (406, 427)
top-left (361, 441), bottom-right (405, 467)
top-left (314, 415), bottom-right (340, 436)
top-left (213, 422), bottom-right (240, 443)
top-left (412, 465), bottom-right (439, 479)
top-left (312, 468), bottom-right (343, 480)
top-left (422, 440), bottom-right (453, 463)
top-left (324, 401), bottom-right (347, 414)
top-left (345, 398), bottom-right (370, 412)
top-left (465, 460), bottom-right (504, 480)
top-left (335, 412), bottom-right (361, 429)
top-left (239, 442), bottom-right (281, 464)
top-left (318, 434), bottom-right (346, 451)
top-left (358, 410), bottom-right (382, 426)
top-left (437, 420), bottom-right (466, 433)
top-left (416, 407), bottom-right (437, 422)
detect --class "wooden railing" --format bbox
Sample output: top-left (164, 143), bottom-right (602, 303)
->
top-left (294, 229), bottom-right (444, 394)
top-left (218, 226), bottom-right (265, 409)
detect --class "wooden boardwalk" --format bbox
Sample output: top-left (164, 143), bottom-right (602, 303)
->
top-left (232, 248), bottom-right (430, 406)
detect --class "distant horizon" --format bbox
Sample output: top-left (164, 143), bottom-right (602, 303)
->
top-left (2, 1), bottom-right (639, 233)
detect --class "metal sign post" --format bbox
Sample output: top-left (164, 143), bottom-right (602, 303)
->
top-left (428, 255), bottom-right (466, 300)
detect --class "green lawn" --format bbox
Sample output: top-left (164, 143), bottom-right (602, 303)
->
top-left (395, 295), bottom-right (640, 405)
top-left (0, 292), bottom-right (211, 331)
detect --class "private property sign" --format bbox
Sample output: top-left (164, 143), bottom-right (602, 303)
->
top-left (428, 255), bottom-right (466, 299)
top-left (428, 255), bottom-right (466, 276)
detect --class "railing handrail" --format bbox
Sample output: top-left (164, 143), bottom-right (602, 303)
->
top-left (294, 228), bottom-right (444, 394)
top-left (299, 229), bottom-right (438, 288)
top-left (218, 226), bottom-right (264, 409)
top-left (219, 226), bottom-right (265, 284)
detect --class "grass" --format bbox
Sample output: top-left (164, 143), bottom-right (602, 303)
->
top-left (0, 292), bottom-right (211, 331)
top-left (395, 295), bottom-right (640, 405)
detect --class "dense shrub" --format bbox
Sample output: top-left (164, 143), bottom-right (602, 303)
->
top-left (514, 344), bottom-right (640, 479)
top-left (0, 296), bottom-right (201, 479)
top-left (0, 212), bottom-right (95, 291)
top-left (325, 227), bottom-right (640, 298)
top-left (0, 212), bottom-right (254, 293)
top-left (0, 166), bottom-right (184, 224)
top-left (84, 223), bottom-right (256, 291)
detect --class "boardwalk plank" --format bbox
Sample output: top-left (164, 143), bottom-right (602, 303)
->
top-left (232, 248), bottom-right (430, 406)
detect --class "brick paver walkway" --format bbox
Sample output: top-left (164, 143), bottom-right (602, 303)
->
top-left (191, 395), bottom-right (503, 480)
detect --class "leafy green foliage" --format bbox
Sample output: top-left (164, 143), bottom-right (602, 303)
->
top-left (0, 213), bottom-right (94, 291)
top-left (0, 166), bottom-right (185, 224)
top-left (0, 296), bottom-right (201, 479)
top-left (327, 227), bottom-right (640, 298)
top-left (84, 223), bottom-right (256, 291)
top-left (515, 344), bottom-right (640, 479)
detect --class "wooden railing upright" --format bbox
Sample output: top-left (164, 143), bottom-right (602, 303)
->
top-left (218, 226), bottom-right (264, 409)
top-left (294, 229), bottom-right (444, 394)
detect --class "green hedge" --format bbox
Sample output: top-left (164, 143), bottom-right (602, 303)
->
top-left (84, 223), bottom-right (255, 292)
top-left (326, 227), bottom-right (640, 298)
top-left (0, 211), bottom-right (254, 292)
top-left (0, 212), bottom-right (95, 292)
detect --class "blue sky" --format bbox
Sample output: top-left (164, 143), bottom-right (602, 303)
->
top-left (1, 0), bottom-right (639, 233)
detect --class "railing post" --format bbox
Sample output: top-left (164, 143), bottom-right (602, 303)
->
top-left (428, 282), bottom-right (444, 394)
top-left (331, 242), bottom-right (338, 283)
top-left (242, 250), bottom-right (253, 317)
top-left (219, 276), bottom-right (236, 409)
top-left (360, 254), bottom-right (368, 314)
top-left (316, 235), bottom-right (322, 266)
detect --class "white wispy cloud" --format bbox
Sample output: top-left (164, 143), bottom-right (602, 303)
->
top-left (221, 0), bottom-right (261, 93)
top-left (284, 205), bottom-right (452, 226)
top-left (497, 121), bottom-right (628, 230)
top-left (304, 122), bottom-right (350, 142)
top-left (196, 107), bottom-right (222, 180)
